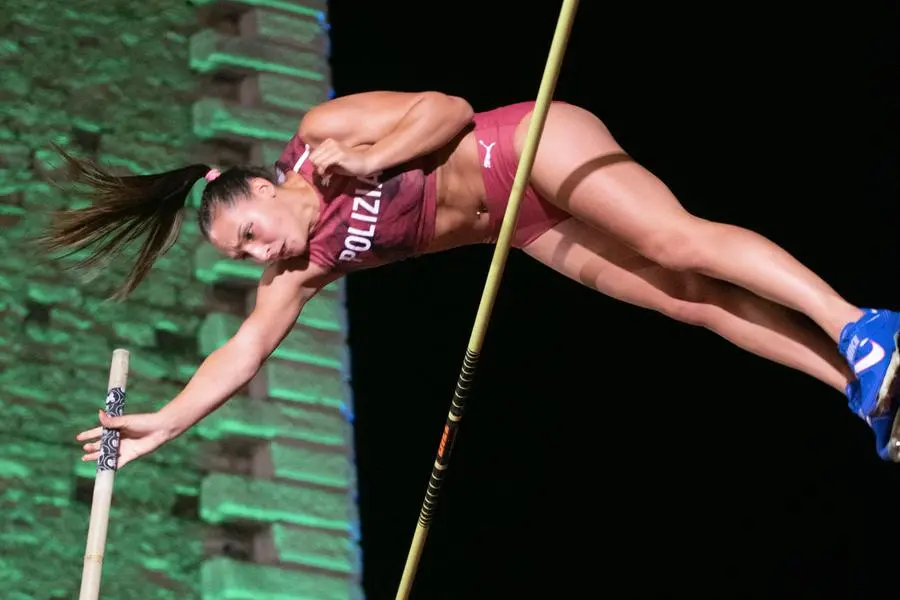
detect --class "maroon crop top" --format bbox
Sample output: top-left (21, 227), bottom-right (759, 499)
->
top-left (275, 135), bottom-right (438, 274)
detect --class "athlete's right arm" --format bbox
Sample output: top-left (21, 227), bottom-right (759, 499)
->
top-left (155, 259), bottom-right (339, 439)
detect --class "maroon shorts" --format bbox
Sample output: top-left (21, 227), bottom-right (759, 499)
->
top-left (473, 101), bottom-right (570, 247)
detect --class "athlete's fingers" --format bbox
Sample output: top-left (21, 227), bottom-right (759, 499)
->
top-left (81, 451), bottom-right (100, 462)
top-left (98, 410), bottom-right (131, 430)
top-left (312, 145), bottom-right (338, 161)
top-left (82, 441), bottom-right (101, 454)
top-left (76, 426), bottom-right (103, 442)
top-left (308, 147), bottom-right (324, 164)
top-left (313, 155), bottom-right (337, 175)
top-left (309, 140), bottom-right (337, 164)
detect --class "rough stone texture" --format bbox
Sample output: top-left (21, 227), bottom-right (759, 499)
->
top-left (265, 440), bottom-right (355, 488)
top-left (0, 2), bottom-right (207, 598)
top-left (200, 473), bottom-right (358, 533)
top-left (197, 395), bottom-right (352, 448)
top-left (0, 0), bottom-right (361, 598)
top-left (202, 557), bottom-right (362, 600)
top-left (266, 523), bottom-right (360, 573)
top-left (241, 73), bottom-right (331, 113)
top-left (240, 9), bottom-right (331, 54)
top-left (190, 0), bottom-right (328, 20)
top-left (190, 30), bottom-right (329, 80)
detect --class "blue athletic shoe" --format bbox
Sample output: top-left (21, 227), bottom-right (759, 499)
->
top-left (838, 309), bottom-right (900, 461)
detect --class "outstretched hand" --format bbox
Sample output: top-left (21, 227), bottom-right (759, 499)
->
top-left (76, 410), bottom-right (171, 469)
top-left (308, 138), bottom-right (375, 178)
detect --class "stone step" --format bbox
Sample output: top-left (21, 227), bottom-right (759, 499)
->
top-left (200, 473), bottom-right (358, 537)
top-left (200, 298), bottom-right (343, 343)
top-left (265, 359), bottom-right (350, 414)
top-left (192, 97), bottom-right (298, 144)
top-left (240, 8), bottom-right (329, 53)
top-left (257, 522), bottom-right (360, 574)
top-left (190, 28), bottom-right (328, 82)
top-left (286, 290), bottom-right (347, 332)
top-left (255, 440), bottom-right (354, 489)
top-left (239, 72), bottom-right (328, 113)
top-left (197, 396), bottom-right (351, 449)
top-left (190, 0), bottom-right (328, 22)
top-left (199, 312), bottom-right (345, 368)
top-left (201, 556), bottom-right (361, 600)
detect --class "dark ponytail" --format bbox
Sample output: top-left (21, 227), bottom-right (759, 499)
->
top-left (39, 145), bottom-right (208, 300)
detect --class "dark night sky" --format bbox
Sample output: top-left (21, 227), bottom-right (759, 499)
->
top-left (325, 2), bottom-right (899, 597)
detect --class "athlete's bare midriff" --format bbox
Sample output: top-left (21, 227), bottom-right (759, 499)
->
top-left (420, 127), bottom-right (497, 254)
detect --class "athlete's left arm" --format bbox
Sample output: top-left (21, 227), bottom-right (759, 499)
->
top-left (299, 91), bottom-right (474, 173)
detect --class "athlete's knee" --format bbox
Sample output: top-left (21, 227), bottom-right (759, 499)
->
top-left (637, 232), bottom-right (700, 272)
top-left (638, 218), bottom-right (715, 272)
top-left (658, 272), bottom-right (721, 327)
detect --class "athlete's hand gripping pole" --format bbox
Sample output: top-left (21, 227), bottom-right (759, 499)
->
top-left (79, 349), bottom-right (129, 600)
top-left (395, 1), bottom-right (581, 597)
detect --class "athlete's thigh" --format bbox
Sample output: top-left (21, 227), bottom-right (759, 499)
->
top-left (523, 217), bottom-right (697, 312)
top-left (515, 103), bottom-right (695, 246)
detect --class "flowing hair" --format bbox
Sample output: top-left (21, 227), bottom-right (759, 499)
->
top-left (38, 145), bottom-right (209, 300)
top-left (38, 146), bottom-right (280, 300)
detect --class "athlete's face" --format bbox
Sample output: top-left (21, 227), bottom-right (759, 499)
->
top-left (206, 177), bottom-right (313, 264)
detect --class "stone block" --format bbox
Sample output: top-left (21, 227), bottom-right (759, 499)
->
top-left (200, 473), bottom-right (358, 536)
top-left (193, 97), bottom-right (297, 144)
top-left (240, 72), bottom-right (328, 113)
top-left (265, 360), bottom-right (349, 413)
top-left (190, 29), bottom-right (328, 81)
top-left (200, 311), bottom-right (344, 367)
top-left (257, 440), bottom-right (353, 489)
top-left (259, 522), bottom-right (360, 574)
top-left (197, 396), bottom-right (352, 448)
top-left (189, 0), bottom-right (328, 20)
top-left (202, 556), bottom-right (361, 600)
top-left (240, 8), bottom-right (329, 53)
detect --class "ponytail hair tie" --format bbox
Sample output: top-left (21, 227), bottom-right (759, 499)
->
top-left (204, 168), bottom-right (221, 183)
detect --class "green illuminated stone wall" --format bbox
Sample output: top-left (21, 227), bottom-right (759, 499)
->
top-left (0, 0), bottom-right (362, 598)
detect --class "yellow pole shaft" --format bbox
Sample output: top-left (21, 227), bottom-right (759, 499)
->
top-left (395, 2), bottom-right (581, 598)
